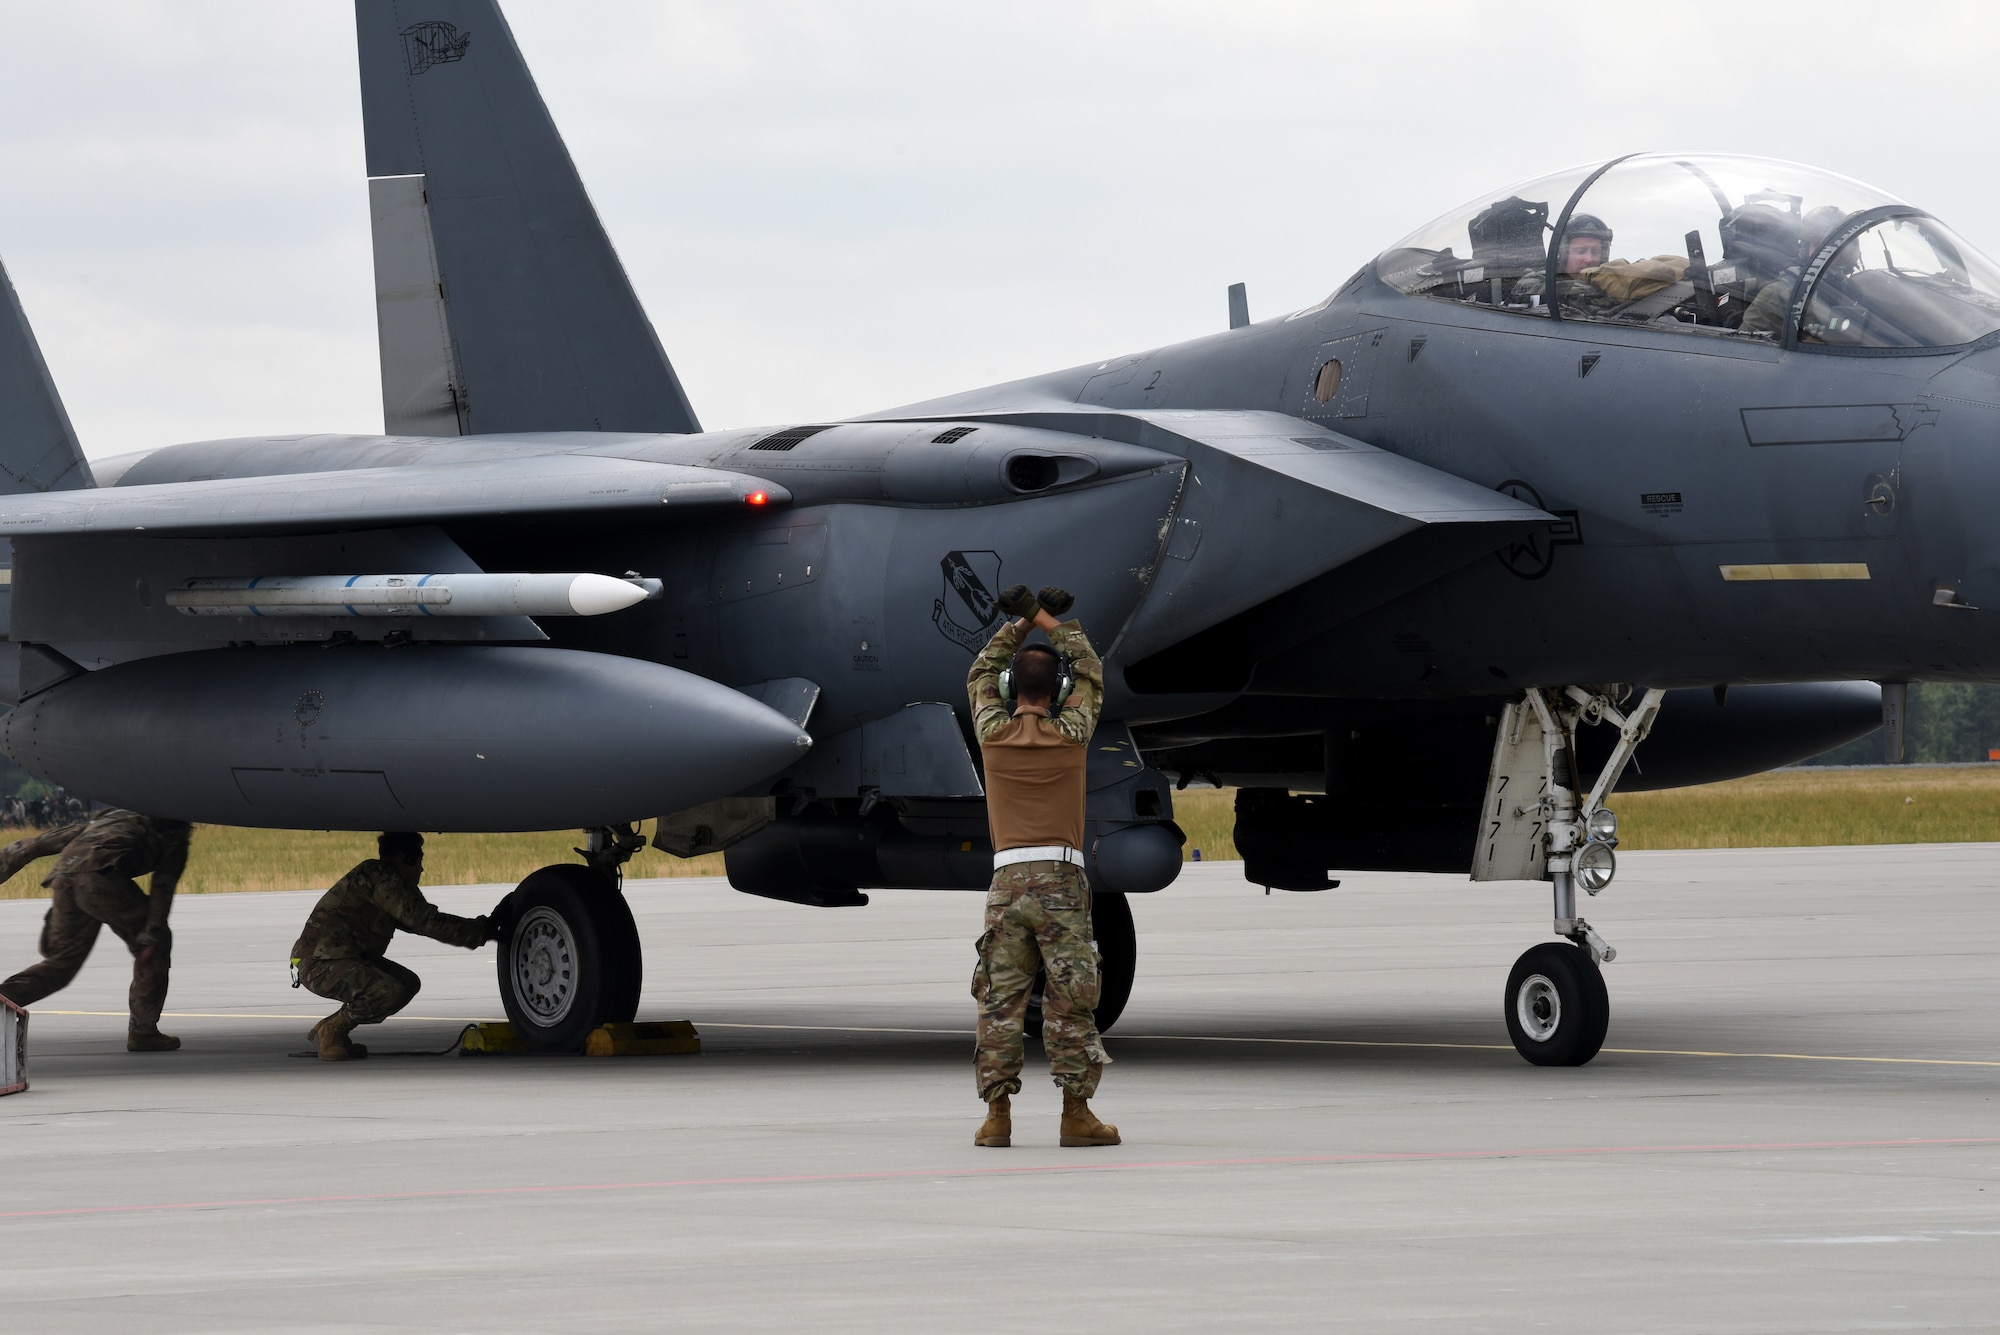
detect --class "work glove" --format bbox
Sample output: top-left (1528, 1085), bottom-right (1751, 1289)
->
top-left (1036, 586), bottom-right (1075, 617)
top-left (996, 584), bottom-right (1040, 619)
top-left (480, 914), bottom-right (503, 943)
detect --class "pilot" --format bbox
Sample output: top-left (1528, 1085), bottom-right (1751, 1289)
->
top-left (1557, 214), bottom-right (1613, 277)
top-left (290, 832), bottom-right (498, 1060)
top-left (1738, 205), bottom-right (1847, 337)
top-left (1512, 214), bottom-right (1617, 310)
top-left (0, 808), bottom-right (193, 1052)
top-left (964, 583), bottom-right (1119, 1149)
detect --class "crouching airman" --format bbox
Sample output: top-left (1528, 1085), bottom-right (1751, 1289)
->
top-left (291, 832), bottom-right (499, 1060)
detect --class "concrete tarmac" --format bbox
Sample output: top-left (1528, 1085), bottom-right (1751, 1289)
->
top-left (2, 845), bottom-right (1997, 1332)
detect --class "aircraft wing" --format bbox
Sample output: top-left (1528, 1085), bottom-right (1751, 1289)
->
top-left (0, 453), bottom-right (786, 536)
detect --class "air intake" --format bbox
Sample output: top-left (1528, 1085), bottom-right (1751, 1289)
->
top-left (930, 426), bottom-right (978, 444)
top-left (750, 425), bottom-right (834, 452)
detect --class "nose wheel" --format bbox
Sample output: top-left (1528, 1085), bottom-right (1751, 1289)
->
top-left (1503, 941), bottom-right (1609, 1066)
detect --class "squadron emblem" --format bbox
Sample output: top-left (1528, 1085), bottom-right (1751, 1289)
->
top-left (400, 21), bottom-right (471, 76)
top-left (932, 550), bottom-right (1004, 652)
top-left (1494, 479), bottom-right (1582, 581)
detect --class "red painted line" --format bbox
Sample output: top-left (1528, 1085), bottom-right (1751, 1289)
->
top-left (4, 1135), bottom-right (1997, 1222)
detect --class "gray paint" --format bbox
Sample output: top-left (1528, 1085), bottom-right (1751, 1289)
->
top-left (0, 645), bottom-right (809, 831)
top-left (781, 702), bottom-right (983, 799)
top-left (0, 453), bottom-right (784, 537)
top-left (355, 0), bottom-right (700, 435)
top-left (368, 174), bottom-right (464, 436)
top-left (0, 256), bottom-right (91, 495)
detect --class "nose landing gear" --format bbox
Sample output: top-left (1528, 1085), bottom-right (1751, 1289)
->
top-left (1477, 686), bottom-right (1663, 1066)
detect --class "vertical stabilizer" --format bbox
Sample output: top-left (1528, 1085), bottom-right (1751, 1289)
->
top-left (0, 258), bottom-right (92, 493)
top-left (355, 0), bottom-right (701, 436)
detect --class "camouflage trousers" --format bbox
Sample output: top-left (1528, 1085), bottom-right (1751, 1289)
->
top-left (0, 872), bottom-right (170, 1033)
top-left (300, 955), bottom-right (422, 1026)
top-left (971, 861), bottom-right (1109, 1101)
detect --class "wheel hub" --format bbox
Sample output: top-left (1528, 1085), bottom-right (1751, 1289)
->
top-left (510, 905), bottom-right (578, 1024)
top-left (1516, 973), bottom-right (1561, 1042)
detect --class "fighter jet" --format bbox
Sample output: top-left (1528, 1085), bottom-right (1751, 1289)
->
top-left (7, 0), bottom-right (1977, 1065)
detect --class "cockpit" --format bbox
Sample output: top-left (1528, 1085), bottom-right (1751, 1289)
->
top-left (1375, 153), bottom-right (2000, 351)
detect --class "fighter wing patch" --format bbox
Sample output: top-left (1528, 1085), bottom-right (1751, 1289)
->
top-left (401, 21), bottom-right (471, 76)
top-left (933, 550), bottom-right (1003, 652)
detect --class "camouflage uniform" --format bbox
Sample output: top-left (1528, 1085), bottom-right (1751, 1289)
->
top-left (1738, 268), bottom-right (1801, 337)
top-left (291, 859), bottom-right (489, 1026)
top-left (966, 617), bottom-right (1108, 1100)
top-left (0, 810), bottom-right (192, 1035)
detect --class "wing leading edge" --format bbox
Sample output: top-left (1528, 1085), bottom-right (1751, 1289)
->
top-left (0, 454), bottom-right (785, 537)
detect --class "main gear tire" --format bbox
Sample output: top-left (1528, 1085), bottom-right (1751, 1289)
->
top-left (1503, 941), bottom-right (1609, 1067)
top-left (496, 865), bottom-right (643, 1052)
top-left (1026, 890), bottom-right (1137, 1038)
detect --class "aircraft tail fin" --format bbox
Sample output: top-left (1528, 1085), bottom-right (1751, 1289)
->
top-left (355, 0), bottom-right (700, 437)
top-left (0, 257), bottom-right (93, 493)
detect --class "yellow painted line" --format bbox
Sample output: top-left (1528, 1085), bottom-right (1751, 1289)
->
top-left (1600, 1047), bottom-right (2000, 1068)
top-left (1115, 1032), bottom-right (2000, 1069)
top-left (1719, 562), bottom-right (1870, 581)
top-left (709, 1022), bottom-right (2000, 1069)
top-left (39, 1013), bottom-right (2000, 1069)
top-left (42, 1010), bottom-right (503, 1022)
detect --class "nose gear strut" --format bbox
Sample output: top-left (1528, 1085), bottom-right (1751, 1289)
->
top-left (1476, 685), bottom-right (1664, 1065)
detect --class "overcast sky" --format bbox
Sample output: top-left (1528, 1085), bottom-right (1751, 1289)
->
top-left (2, 1), bottom-right (1996, 458)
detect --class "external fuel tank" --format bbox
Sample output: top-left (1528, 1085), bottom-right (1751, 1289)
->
top-left (0, 645), bottom-right (810, 831)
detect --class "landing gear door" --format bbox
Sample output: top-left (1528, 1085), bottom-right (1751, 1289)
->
top-left (1473, 700), bottom-right (1549, 882)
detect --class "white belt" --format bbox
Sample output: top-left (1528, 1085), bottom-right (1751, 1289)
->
top-left (993, 844), bottom-right (1085, 870)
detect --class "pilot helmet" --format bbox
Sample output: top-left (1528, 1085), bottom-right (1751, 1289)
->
top-left (1720, 202), bottom-right (1805, 276)
top-left (1564, 213), bottom-right (1613, 246)
top-left (1557, 214), bottom-right (1613, 272)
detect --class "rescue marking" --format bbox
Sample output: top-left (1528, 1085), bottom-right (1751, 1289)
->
top-left (7, 1136), bottom-right (1999, 1221)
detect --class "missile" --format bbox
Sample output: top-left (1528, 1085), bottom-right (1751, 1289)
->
top-left (0, 646), bottom-right (812, 831)
top-left (164, 572), bottom-right (659, 618)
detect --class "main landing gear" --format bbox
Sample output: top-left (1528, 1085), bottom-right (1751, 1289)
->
top-left (1476, 686), bottom-right (1664, 1067)
top-left (495, 824), bottom-right (646, 1052)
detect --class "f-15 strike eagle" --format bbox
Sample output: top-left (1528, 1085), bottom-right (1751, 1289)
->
top-left (17, 0), bottom-right (1991, 1064)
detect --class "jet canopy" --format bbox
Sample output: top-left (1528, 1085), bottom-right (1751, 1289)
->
top-left (1376, 153), bottom-right (2000, 351)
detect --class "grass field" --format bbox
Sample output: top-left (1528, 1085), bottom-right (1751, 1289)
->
top-left (0, 828), bottom-right (725, 900)
top-left (1175, 766), bottom-right (2000, 859)
top-left (1, 766), bottom-right (1994, 899)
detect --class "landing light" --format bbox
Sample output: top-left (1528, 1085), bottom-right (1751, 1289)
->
top-left (1586, 807), bottom-right (1618, 844)
top-left (746, 491), bottom-right (769, 506)
top-left (1574, 840), bottom-right (1616, 894)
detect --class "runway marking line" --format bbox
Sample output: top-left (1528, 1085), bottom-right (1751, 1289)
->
top-left (35, 1013), bottom-right (2000, 1069)
top-left (5, 1135), bottom-right (1999, 1222)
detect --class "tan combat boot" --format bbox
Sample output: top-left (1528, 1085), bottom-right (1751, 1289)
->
top-left (974, 1093), bottom-right (1012, 1148)
top-left (1059, 1090), bottom-right (1120, 1147)
top-left (126, 1030), bottom-right (181, 1052)
top-left (313, 1009), bottom-right (368, 1061)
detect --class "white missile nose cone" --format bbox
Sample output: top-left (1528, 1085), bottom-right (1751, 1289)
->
top-left (566, 573), bottom-right (650, 617)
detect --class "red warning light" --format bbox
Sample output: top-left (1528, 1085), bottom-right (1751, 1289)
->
top-left (746, 491), bottom-right (769, 506)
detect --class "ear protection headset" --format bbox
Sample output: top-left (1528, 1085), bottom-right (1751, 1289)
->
top-left (999, 647), bottom-right (1075, 713)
